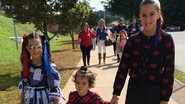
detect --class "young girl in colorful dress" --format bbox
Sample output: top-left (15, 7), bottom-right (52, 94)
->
top-left (116, 30), bottom-right (128, 63)
top-left (66, 66), bottom-right (109, 104)
top-left (19, 33), bottom-right (63, 104)
top-left (110, 0), bottom-right (175, 104)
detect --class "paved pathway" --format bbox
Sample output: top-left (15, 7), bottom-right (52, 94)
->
top-left (62, 46), bottom-right (179, 104)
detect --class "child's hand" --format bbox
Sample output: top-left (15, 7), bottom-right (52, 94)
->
top-left (110, 95), bottom-right (119, 104)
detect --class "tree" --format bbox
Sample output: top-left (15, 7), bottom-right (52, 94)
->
top-left (160, 0), bottom-right (185, 29)
top-left (87, 10), bottom-right (99, 27)
top-left (0, 0), bottom-right (77, 41)
top-left (87, 10), bottom-right (114, 27)
top-left (58, 1), bottom-right (90, 49)
top-left (104, 0), bottom-right (141, 19)
top-left (105, 0), bottom-right (185, 30)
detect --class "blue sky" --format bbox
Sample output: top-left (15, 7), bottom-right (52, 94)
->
top-left (89, 0), bottom-right (105, 11)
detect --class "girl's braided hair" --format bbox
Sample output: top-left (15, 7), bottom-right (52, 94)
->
top-left (20, 33), bottom-right (52, 78)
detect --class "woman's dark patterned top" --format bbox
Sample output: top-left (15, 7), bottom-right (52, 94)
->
top-left (113, 31), bottom-right (175, 101)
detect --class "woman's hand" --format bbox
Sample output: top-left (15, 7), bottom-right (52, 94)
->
top-left (160, 101), bottom-right (168, 104)
top-left (110, 95), bottom-right (119, 104)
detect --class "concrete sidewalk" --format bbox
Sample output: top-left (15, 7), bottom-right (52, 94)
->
top-left (62, 46), bottom-right (178, 104)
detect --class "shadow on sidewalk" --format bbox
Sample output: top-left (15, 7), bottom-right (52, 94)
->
top-left (94, 62), bottom-right (118, 70)
top-left (102, 64), bottom-right (119, 70)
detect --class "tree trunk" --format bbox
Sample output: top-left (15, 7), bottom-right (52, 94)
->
top-left (42, 21), bottom-right (51, 58)
top-left (70, 30), bottom-right (75, 49)
top-left (43, 21), bottom-right (49, 41)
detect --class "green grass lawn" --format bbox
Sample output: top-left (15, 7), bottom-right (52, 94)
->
top-left (0, 15), bottom-right (81, 103)
top-left (175, 69), bottom-right (185, 84)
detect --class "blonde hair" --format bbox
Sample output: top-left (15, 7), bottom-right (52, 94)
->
top-left (98, 18), bottom-right (106, 28)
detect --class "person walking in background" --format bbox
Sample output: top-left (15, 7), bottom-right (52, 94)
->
top-left (78, 22), bottom-right (96, 66)
top-left (110, 0), bottom-right (175, 104)
top-left (96, 19), bottom-right (108, 64)
top-left (91, 27), bottom-right (97, 50)
top-left (128, 18), bottom-right (140, 37)
top-left (66, 66), bottom-right (109, 104)
top-left (109, 23), bottom-right (117, 56)
top-left (19, 33), bottom-right (63, 104)
top-left (116, 30), bottom-right (128, 63)
top-left (114, 17), bottom-right (129, 63)
top-left (115, 17), bottom-right (129, 34)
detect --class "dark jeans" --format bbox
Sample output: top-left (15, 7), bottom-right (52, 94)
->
top-left (80, 45), bottom-right (92, 66)
top-left (117, 54), bottom-right (120, 62)
top-left (112, 41), bottom-right (116, 55)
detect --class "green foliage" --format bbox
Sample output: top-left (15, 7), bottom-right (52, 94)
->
top-left (160, 0), bottom-right (185, 25)
top-left (0, 0), bottom-right (78, 39)
top-left (87, 10), bottom-right (116, 27)
top-left (0, 0), bottom-right (92, 42)
top-left (105, 0), bottom-right (185, 25)
top-left (105, 0), bottom-right (141, 19)
top-left (58, 1), bottom-right (90, 33)
top-left (87, 10), bottom-right (100, 27)
top-left (175, 69), bottom-right (185, 84)
top-left (56, 1), bottom-right (90, 49)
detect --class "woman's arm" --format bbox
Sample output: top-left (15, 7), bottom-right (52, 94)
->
top-left (113, 38), bottom-right (132, 96)
top-left (160, 34), bottom-right (175, 101)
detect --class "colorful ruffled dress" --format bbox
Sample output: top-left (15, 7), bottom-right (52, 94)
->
top-left (18, 63), bottom-right (63, 104)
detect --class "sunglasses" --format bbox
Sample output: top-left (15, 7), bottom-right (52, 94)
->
top-left (28, 44), bottom-right (42, 50)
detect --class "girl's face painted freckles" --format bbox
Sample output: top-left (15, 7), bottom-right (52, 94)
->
top-left (140, 4), bottom-right (160, 32)
top-left (27, 39), bottom-right (43, 59)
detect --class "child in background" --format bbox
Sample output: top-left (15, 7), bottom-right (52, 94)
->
top-left (116, 30), bottom-right (128, 63)
top-left (66, 66), bottom-right (109, 104)
top-left (18, 33), bottom-right (63, 104)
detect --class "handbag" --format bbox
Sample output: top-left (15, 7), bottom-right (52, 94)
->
top-left (105, 38), bottom-right (113, 46)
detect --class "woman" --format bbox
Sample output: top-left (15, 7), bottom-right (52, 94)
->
top-left (96, 19), bottom-right (108, 64)
top-left (110, 0), bottom-right (175, 104)
top-left (78, 22), bottom-right (96, 66)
